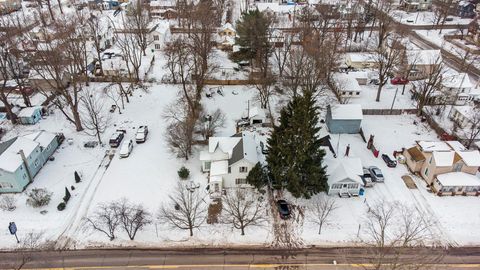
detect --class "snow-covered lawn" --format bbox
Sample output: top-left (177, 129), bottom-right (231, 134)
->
top-left (392, 10), bottom-right (472, 26)
top-left (347, 83), bottom-right (416, 109)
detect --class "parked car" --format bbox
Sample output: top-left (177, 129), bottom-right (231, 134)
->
top-left (362, 167), bottom-right (374, 187)
top-left (109, 130), bottom-right (125, 148)
top-left (84, 141), bottom-right (99, 148)
top-left (382, 154), bottom-right (397, 168)
top-left (370, 78), bottom-right (380, 85)
top-left (369, 166), bottom-right (384, 182)
top-left (136, 126), bottom-right (149, 143)
top-left (445, 17), bottom-right (454, 21)
top-left (391, 77), bottom-right (409, 85)
top-left (276, 199), bottom-right (291, 219)
top-left (119, 139), bottom-right (133, 158)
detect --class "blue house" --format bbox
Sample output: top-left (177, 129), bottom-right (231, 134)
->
top-left (326, 104), bottom-right (363, 134)
top-left (0, 131), bottom-right (59, 193)
top-left (17, 106), bottom-right (42, 125)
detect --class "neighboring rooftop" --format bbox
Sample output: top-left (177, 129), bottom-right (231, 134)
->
top-left (330, 104), bottom-right (363, 120)
top-left (437, 172), bottom-right (480, 187)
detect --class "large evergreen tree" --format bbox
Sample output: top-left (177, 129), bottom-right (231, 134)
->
top-left (246, 162), bottom-right (269, 192)
top-left (266, 91), bottom-right (328, 198)
top-left (232, 10), bottom-right (272, 63)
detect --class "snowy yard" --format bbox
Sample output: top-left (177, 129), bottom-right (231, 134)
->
top-left (2, 84), bottom-right (480, 249)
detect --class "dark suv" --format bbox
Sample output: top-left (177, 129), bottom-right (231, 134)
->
top-left (109, 130), bottom-right (125, 148)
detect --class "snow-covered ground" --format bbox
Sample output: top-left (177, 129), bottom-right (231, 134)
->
top-left (393, 10), bottom-right (473, 26)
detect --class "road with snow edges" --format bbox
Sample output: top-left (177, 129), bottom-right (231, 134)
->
top-left (2, 247), bottom-right (480, 269)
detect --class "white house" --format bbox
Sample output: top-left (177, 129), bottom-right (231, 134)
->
top-left (327, 157), bottom-right (363, 196)
top-left (333, 73), bottom-right (362, 98)
top-left (200, 132), bottom-right (260, 195)
top-left (449, 105), bottom-right (478, 129)
top-left (441, 73), bottom-right (474, 104)
top-left (149, 22), bottom-right (170, 51)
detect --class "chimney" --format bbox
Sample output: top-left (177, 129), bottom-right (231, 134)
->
top-left (18, 149), bottom-right (33, 183)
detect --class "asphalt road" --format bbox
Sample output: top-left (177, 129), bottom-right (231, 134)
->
top-left (2, 247), bottom-right (480, 270)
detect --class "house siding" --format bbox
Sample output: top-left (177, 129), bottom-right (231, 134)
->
top-left (223, 159), bottom-right (255, 188)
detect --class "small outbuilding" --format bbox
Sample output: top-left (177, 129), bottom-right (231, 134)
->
top-left (327, 157), bottom-right (363, 196)
top-left (325, 104), bottom-right (363, 134)
top-left (17, 106), bottom-right (42, 125)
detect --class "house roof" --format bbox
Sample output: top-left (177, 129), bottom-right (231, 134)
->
top-left (0, 137), bottom-right (39, 173)
top-left (17, 106), bottom-right (41, 118)
top-left (456, 151), bottom-right (480, 166)
top-left (433, 151), bottom-right (456, 166)
top-left (208, 137), bottom-right (242, 158)
top-left (407, 146), bottom-right (425, 162)
top-left (330, 104), bottom-right (363, 120)
top-left (453, 105), bottom-right (476, 120)
top-left (327, 157), bottom-right (363, 186)
top-left (248, 107), bottom-right (266, 119)
top-left (333, 73), bottom-right (361, 92)
top-left (417, 141), bottom-right (452, 152)
top-left (23, 131), bottom-right (56, 148)
top-left (446, 141), bottom-right (466, 151)
top-left (230, 132), bottom-right (258, 165)
top-left (202, 132), bottom-right (259, 166)
top-left (407, 50), bottom-right (442, 65)
top-left (346, 52), bottom-right (377, 63)
top-left (442, 73), bottom-right (473, 89)
top-left (220, 22), bottom-right (235, 33)
top-left (436, 172), bottom-right (480, 187)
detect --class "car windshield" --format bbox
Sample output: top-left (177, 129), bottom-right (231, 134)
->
top-left (373, 169), bottom-right (382, 176)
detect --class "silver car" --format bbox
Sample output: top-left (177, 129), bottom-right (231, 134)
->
top-left (368, 166), bottom-right (384, 182)
top-left (362, 168), bottom-right (375, 187)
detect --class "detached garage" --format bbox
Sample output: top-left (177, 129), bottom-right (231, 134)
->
top-left (326, 104), bottom-right (363, 134)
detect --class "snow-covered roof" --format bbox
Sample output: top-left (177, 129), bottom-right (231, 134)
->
top-left (255, 2), bottom-right (297, 13)
top-left (442, 73), bottom-right (473, 89)
top-left (437, 172), bottom-right (480, 187)
top-left (220, 22), bottom-right (235, 33)
top-left (433, 151), bottom-right (455, 166)
top-left (446, 141), bottom-right (466, 151)
top-left (241, 132), bottom-right (259, 164)
top-left (333, 73), bottom-right (361, 92)
top-left (407, 50), bottom-right (442, 65)
top-left (23, 131), bottom-right (56, 148)
top-left (248, 107), bottom-right (266, 119)
top-left (208, 137), bottom-right (242, 158)
top-left (330, 104), bottom-right (363, 120)
top-left (417, 141), bottom-right (452, 152)
top-left (17, 106), bottom-right (41, 118)
top-left (210, 160), bottom-right (229, 176)
top-left (327, 157), bottom-right (363, 185)
top-left (346, 53), bottom-right (377, 63)
top-left (453, 105), bottom-right (475, 120)
top-left (0, 137), bottom-right (39, 173)
top-left (456, 151), bottom-right (480, 167)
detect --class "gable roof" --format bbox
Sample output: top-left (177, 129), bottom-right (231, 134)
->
top-left (407, 50), bottom-right (442, 65)
top-left (442, 73), bottom-right (473, 89)
top-left (330, 104), bottom-right (363, 120)
top-left (0, 137), bottom-right (39, 173)
top-left (433, 151), bottom-right (456, 167)
top-left (456, 151), bottom-right (480, 166)
top-left (23, 131), bottom-right (57, 148)
top-left (230, 132), bottom-right (258, 165)
top-left (17, 106), bottom-right (42, 118)
top-left (437, 172), bottom-right (480, 187)
top-left (407, 146), bottom-right (425, 162)
top-left (328, 157), bottom-right (363, 185)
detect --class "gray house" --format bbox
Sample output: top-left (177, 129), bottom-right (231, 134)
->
top-left (0, 131), bottom-right (59, 193)
top-left (326, 104), bottom-right (363, 134)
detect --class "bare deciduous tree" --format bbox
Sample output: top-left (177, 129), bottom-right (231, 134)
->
top-left (413, 56), bottom-right (445, 115)
top-left (307, 194), bottom-right (338, 234)
top-left (80, 88), bottom-right (109, 144)
top-left (158, 182), bottom-right (207, 237)
top-left (86, 202), bottom-right (121, 241)
top-left (356, 200), bottom-right (443, 270)
top-left (464, 105), bottom-right (480, 149)
top-left (117, 198), bottom-right (151, 240)
top-left (222, 188), bottom-right (266, 235)
top-left (371, 37), bottom-right (402, 102)
top-left (197, 108), bottom-right (226, 140)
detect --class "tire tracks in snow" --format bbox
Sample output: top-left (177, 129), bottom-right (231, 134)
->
top-left (55, 153), bottom-right (113, 249)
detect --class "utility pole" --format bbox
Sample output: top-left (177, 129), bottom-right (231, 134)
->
top-left (390, 87), bottom-right (399, 113)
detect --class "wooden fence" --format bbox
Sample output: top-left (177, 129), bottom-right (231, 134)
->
top-left (362, 108), bottom-right (418, 115)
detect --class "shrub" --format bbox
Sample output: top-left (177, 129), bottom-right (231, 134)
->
top-left (0, 195), bottom-right (17, 211)
top-left (177, 166), bottom-right (190, 180)
top-left (26, 188), bottom-right (52, 208)
top-left (63, 187), bottom-right (71, 202)
top-left (57, 202), bottom-right (66, 211)
top-left (74, 171), bottom-right (81, 183)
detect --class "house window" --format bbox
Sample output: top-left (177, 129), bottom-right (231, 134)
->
top-left (356, 92), bottom-right (360, 95)
top-left (0, 182), bottom-right (13, 189)
top-left (342, 91), bottom-right (347, 95)
top-left (204, 161), bottom-right (211, 171)
top-left (228, 167), bottom-right (231, 173)
top-left (239, 166), bottom-right (248, 173)
top-left (331, 184), bottom-right (342, 189)
top-left (347, 183), bottom-right (358, 189)
top-left (34, 159), bottom-right (39, 167)
top-left (155, 44), bottom-right (161, 50)
top-left (235, 178), bottom-right (247, 185)
top-left (23, 173), bottom-right (27, 179)
top-left (429, 156), bottom-right (433, 164)
top-left (153, 35), bottom-right (159, 41)
top-left (466, 186), bottom-right (480, 192)
top-left (453, 163), bottom-right (463, 172)
top-left (425, 168), bottom-right (429, 176)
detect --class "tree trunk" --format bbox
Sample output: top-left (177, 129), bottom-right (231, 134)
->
top-left (189, 227), bottom-right (193, 236)
top-left (376, 84), bottom-right (382, 102)
top-left (46, 0), bottom-right (55, 21)
top-left (72, 108), bottom-right (84, 131)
